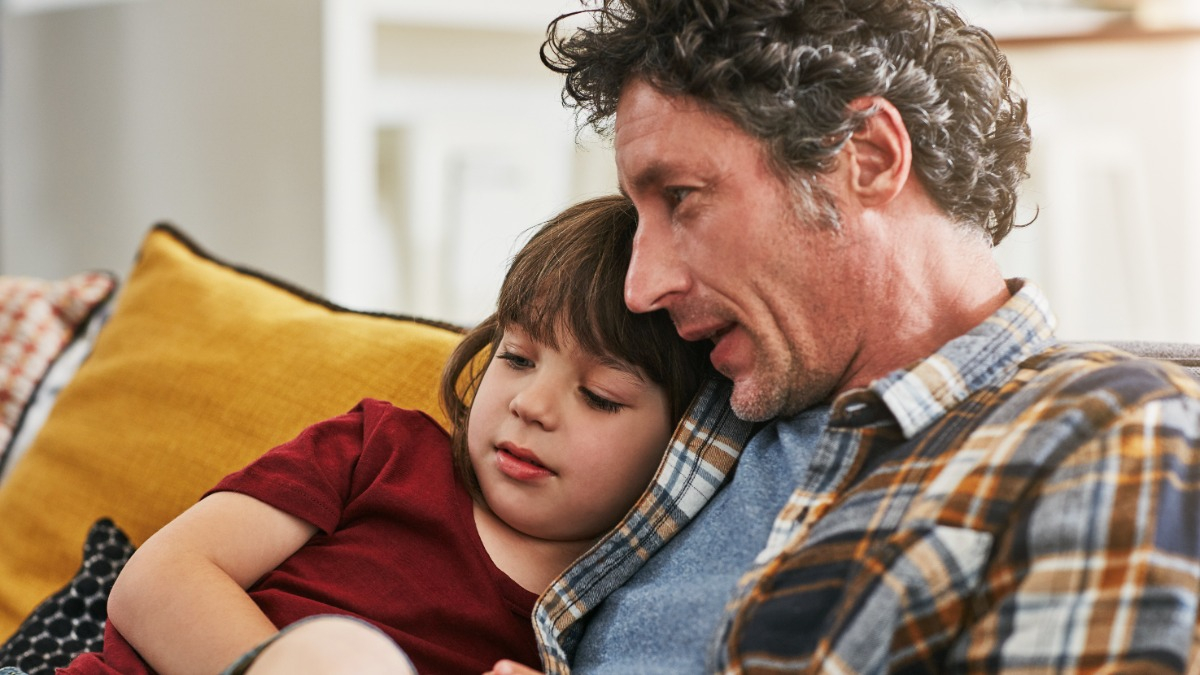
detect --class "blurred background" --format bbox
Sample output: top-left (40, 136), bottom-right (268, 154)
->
top-left (1, 0), bottom-right (1198, 340)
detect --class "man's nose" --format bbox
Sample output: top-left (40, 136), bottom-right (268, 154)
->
top-left (624, 217), bottom-right (689, 314)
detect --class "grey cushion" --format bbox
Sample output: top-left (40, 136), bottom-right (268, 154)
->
top-left (1097, 341), bottom-right (1200, 380)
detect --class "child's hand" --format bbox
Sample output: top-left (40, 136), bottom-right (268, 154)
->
top-left (485, 660), bottom-right (544, 675)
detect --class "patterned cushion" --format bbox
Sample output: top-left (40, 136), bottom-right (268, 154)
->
top-left (0, 519), bottom-right (133, 674)
top-left (1, 304), bottom-right (114, 484)
top-left (0, 273), bottom-right (116, 471)
top-left (0, 224), bottom-right (464, 634)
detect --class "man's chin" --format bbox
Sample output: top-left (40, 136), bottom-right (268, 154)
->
top-left (728, 382), bottom-right (786, 423)
top-left (728, 371), bottom-right (834, 422)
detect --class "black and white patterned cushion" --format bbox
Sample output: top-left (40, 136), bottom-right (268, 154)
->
top-left (0, 518), bottom-right (134, 674)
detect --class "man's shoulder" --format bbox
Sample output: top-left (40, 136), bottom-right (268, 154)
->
top-left (1014, 341), bottom-right (1200, 410)
top-left (938, 341), bottom-right (1200, 466)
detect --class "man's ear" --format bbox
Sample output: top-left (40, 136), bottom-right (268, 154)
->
top-left (843, 97), bottom-right (912, 207)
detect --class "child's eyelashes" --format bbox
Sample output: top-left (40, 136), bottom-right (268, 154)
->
top-left (581, 388), bottom-right (624, 413)
top-left (496, 343), bottom-right (629, 414)
top-left (497, 351), bottom-right (533, 370)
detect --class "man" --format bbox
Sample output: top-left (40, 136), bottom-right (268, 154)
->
top-left (494, 0), bottom-right (1200, 673)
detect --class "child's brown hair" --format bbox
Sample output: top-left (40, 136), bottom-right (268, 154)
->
top-left (439, 194), bottom-right (711, 500)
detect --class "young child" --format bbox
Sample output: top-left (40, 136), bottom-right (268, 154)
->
top-left (58, 195), bottom-right (710, 675)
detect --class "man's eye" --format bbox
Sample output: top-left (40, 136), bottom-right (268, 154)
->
top-left (665, 187), bottom-right (693, 206)
top-left (581, 388), bottom-right (623, 413)
top-left (497, 351), bottom-right (533, 369)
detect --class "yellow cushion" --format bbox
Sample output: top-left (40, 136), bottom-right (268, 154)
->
top-left (0, 224), bottom-right (463, 635)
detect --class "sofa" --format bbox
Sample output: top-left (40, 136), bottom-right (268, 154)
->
top-left (0, 224), bottom-right (464, 672)
top-left (0, 224), bottom-right (1197, 673)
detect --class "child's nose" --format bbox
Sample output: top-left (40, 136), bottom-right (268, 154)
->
top-left (509, 378), bottom-right (558, 430)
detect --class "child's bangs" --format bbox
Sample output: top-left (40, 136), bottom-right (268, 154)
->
top-left (486, 192), bottom-right (705, 411)
top-left (497, 266), bottom-right (627, 363)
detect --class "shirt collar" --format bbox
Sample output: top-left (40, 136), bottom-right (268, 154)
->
top-left (864, 279), bottom-right (1058, 439)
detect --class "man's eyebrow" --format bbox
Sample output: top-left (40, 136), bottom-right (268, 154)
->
top-left (620, 162), bottom-right (670, 197)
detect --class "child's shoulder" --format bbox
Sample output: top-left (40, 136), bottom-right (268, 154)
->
top-left (354, 398), bottom-right (448, 436)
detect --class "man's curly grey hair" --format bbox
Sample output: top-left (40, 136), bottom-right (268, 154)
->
top-left (542, 0), bottom-right (1032, 244)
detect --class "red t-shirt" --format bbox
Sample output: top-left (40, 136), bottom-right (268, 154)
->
top-left (64, 400), bottom-right (541, 674)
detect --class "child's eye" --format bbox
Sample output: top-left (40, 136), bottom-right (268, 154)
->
top-left (581, 387), bottom-right (623, 413)
top-left (497, 351), bottom-right (533, 370)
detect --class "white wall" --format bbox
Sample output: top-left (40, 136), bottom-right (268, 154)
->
top-left (364, 22), bottom-right (615, 324)
top-left (0, 0), bottom-right (612, 325)
top-left (4, 0), bottom-right (1197, 340)
top-left (993, 35), bottom-right (1200, 342)
top-left (0, 0), bottom-right (325, 290)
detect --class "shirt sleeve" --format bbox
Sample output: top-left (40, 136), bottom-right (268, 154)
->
top-left (206, 402), bottom-right (375, 535)
top-left (953, 394), bottom-right (1200, 671)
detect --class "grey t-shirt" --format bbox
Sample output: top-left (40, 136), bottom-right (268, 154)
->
top-left (572, 405), bottom-right (831, 673)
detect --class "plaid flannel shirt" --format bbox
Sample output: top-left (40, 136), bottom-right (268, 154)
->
top-left (532, 281), bottom-right (1200, 673)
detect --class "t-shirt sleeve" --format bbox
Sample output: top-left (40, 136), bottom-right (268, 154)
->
top-left (205, 401), bottom-right (379, 535)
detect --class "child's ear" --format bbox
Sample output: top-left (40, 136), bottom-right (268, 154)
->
top-left (843, 97), bottom-right (912, 207)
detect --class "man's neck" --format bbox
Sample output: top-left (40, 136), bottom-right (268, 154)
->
top-left (836, 214), bottom-right (1011, 396)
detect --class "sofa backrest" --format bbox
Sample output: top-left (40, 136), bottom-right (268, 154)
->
top-left (1102, 341), bottom-right (1200, 380)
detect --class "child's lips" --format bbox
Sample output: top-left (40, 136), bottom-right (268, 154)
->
top-left (495, 443), bottom-right (554, 481)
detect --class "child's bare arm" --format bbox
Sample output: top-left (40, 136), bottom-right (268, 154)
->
top-left (106, 491), bottom-right (318, 675)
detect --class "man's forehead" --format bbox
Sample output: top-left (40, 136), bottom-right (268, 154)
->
top-left (615, 84), bottom-right (764, 190)
top-left (615, 81), bottom-right (749, 152)
top-left (616, 84), bottom-right (718, 172)
top-left (615, 80), bottom-right (705, 131)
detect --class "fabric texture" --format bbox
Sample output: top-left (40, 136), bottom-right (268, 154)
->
top-left (0, 224), bottom-right (464, 637)
top-left (1100, 340), bottom-right (1200, 376)
top-left (572, 405), bottom-right (830, 673)
top-left (533, 281), bottom-right (1200, 673)
top-left (0, 272), bottom-right (116, 472)
top-left (533, 376), bottom-right (756, 668)
top-left (1, 302), bottom-right (113, 484)
top-left (0, 519), bottom-right (133, 675)
top-left (64, 400), bottom-right (541, 675)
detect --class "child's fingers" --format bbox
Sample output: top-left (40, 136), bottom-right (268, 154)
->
top-left (486, 660), bottom-right (545, 675)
